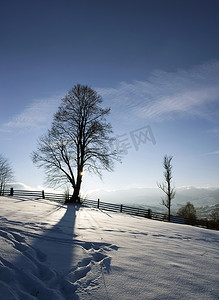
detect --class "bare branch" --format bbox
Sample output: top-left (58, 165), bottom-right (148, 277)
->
top-left (0, 154), bottom-right (14, 195)
top-left (157, 155), bottom-right (175, 221)
top-left (32, 84), bottom-right (119, 202)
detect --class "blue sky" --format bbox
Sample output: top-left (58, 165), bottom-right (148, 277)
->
top-left (1, 0), bottom-right (219, 197)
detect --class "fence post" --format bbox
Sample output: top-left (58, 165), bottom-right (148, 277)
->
top-left (97, 198), bottom-right (100, 209)
top-left (42, 190), bottom-right (45, 199)
top-left (120, 204), bottom-right (123, 213)
top-left (206, 219), bottom-right (209, 229)
top-left (10, 187), bottom-right (14, 196)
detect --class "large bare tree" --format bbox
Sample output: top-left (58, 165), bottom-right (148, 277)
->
top-left (0, 154), bottom-right (14, 195)
top-left (157, 155), bottom-right (176, 221)
top-left (32, 84), bottom-right (118, 203)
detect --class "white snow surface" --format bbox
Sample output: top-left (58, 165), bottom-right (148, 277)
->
top-left (0, 196), bottom-right (218, 300)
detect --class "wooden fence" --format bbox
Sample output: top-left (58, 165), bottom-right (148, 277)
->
top-left (2, 187), bottom-right (202, 226)
top-left (3, 188), bottom-right (185, 223)
top-left (2, 187), bottom-right (218, 229)
top-left (81, 198), bottom-right (185, 223)
top-left (3, 188), bottom-right (65, 203)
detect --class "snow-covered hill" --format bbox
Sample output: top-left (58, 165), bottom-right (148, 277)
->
top-left (0, 196), bottom-right (218, 299)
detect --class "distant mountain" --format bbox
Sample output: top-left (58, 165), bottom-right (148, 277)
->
top-left (173, 187), bottom-right (219, 218)
top-left (86, 186), bottom-right (219, 218)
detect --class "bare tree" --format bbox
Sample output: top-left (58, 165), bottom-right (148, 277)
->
top-left (0, 154), bottom-right (14, 195)
top-left (32, 84), bottom-right (118, 203)
top-left (157, 155), bottom-right (175, 221)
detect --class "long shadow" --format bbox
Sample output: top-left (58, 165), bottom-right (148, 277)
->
top-left (38, 203), bottom-right (79, 273)
top-left (0, 199), bottom-right (119, 299)
top-left (0, 202), bottom-right (80, 299)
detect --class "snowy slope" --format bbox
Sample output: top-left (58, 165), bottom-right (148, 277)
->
top-left (0, 196), bottom-right (219, 299)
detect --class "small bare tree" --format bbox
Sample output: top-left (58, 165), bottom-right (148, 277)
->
top-left (32, 84), bottom-right (118, 203)
top-left (157, 155), bottom-right (175, 221)
top-left (0, 154), bottom-right (14, 195)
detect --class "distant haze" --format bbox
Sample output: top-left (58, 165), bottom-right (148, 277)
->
top-left (86, 186), bottom-right (219, 215)
top-left (6, 182), bottom-right (219, 218)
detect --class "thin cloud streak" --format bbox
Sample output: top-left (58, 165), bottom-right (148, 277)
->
top-left (1, 94), bottom-right (63, 132)
top-left (99, 61), bottom-right (219, 122)
top-left (202, 150), bottom-right (219, 156)
top-left (2, 61), bottom-right (219, 133)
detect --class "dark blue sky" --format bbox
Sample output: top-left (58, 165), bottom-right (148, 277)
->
top-left (1, 0), bottom-right (219, 104)
top-left (1, 0), bottom-right (219, 192)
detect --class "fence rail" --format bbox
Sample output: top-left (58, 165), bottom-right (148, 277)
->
top-left (2, 188), bottom-right (65, 203)
top-left (2, 188), bottom-right (183, 223)
top-left (3, 187), bottom-right (218, 229)
top-left (82, 198), bottom-right (178, 222)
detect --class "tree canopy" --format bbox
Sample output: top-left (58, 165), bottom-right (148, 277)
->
top-left (32, 84), bottom-right (118, 202)
top-left (177, 202), bottom-right (196, 225)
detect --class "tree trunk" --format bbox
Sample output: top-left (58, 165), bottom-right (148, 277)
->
top-left (69, 175), bottom-right (82, 203)
top-left (0, 182), bottom-right (3, 196)
top-left (70, 188), bottom-right (80, 203)
top-left (168, 195), bottom-right (171, 222)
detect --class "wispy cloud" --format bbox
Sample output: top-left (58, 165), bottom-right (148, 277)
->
top-left (0, 94), bottom-right (63, 132)
top-left (99, 61), bottom-right (219, 122)
top-left (202, 150), bottom-right (219, 156)
top-left (2, 61), bottom-right (219, 133)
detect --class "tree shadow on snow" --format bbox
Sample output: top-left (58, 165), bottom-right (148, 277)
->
top-left (0, 200), bottom-right (119, 299)
top-left (0, 202), bottom-right (80, 299)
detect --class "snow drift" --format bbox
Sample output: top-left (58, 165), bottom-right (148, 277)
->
top-left (0, 196), bottom-right (218, 299)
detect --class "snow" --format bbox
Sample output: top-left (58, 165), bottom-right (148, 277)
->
top-left (0, 196), bottom-right (219, 299)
